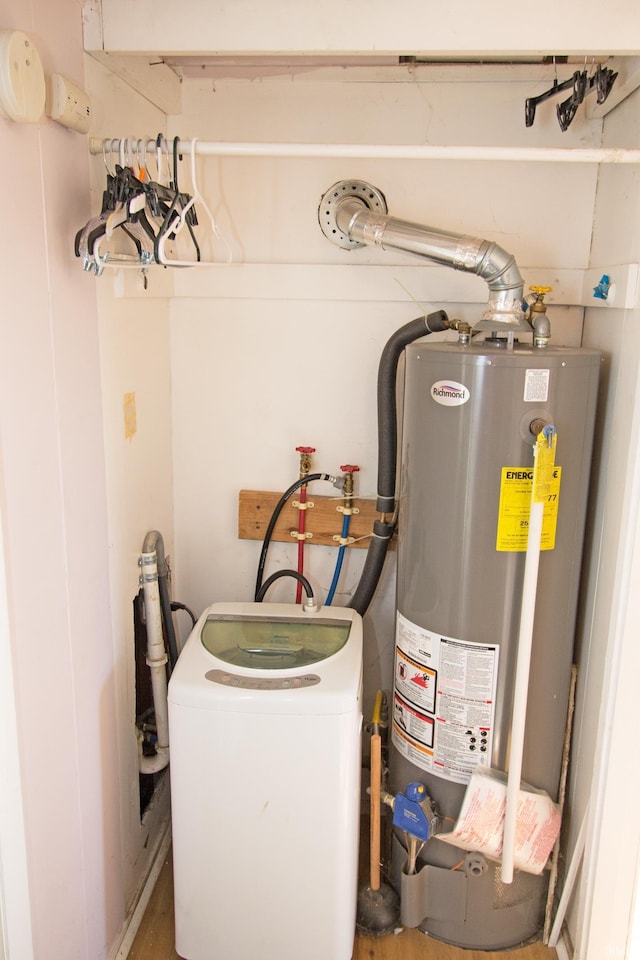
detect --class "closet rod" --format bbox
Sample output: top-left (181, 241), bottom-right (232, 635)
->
top-left (89, 137), bottom-right (640, 164)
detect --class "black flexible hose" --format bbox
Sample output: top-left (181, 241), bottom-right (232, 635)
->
top-left (256, 569), bottom-right (314, 603)
top-left (254, 472), bottom-right (335, 601)
top-left (376, 310), bottom-right (449, 514)
top-left (349, 310), bottom-right (449, 616)
top-left (348, 518), bottom-right (396, 616)
top-left (170, 601), bottom-right (197, 629)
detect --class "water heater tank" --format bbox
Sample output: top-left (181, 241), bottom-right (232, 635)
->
top-left (390, 338), bottom-right (600, 949)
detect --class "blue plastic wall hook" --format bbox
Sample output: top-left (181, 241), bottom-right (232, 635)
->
top-left (593, 274), bottom-right (611, 300)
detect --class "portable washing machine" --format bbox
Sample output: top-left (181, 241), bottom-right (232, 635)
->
top-left (168, 601), bottom-right (363, 960)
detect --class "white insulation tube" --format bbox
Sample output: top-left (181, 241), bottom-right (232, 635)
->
top-left (139, 550), bottom-right (170, 774)
top-left (501, 494), bottom-right (545, 884)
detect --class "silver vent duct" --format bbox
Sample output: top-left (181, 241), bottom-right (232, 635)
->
top-left (318, 180), bottom-right (529, 334)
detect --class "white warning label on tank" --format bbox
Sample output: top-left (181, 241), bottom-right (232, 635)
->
top-left (523, 368), bottom-right (550, 402)
top-left (392, 613), bottom-right (498, 785)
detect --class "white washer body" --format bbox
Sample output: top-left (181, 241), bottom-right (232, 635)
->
top-left (168, 602), bottom-right (363, 960)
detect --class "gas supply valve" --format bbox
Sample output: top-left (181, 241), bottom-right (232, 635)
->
top-left (383, 781), bottom-right (439, 842)
top-left (527, 285), bottom-right (552, 347)
top-left (381, 781), bottom-right (441, 876)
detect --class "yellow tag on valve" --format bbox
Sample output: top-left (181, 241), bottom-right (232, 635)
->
top-left (533, 427), bottom-right (557, 503)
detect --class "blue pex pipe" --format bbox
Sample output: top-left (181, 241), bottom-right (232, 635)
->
top-left (326, 513), bottom-right (351, 605)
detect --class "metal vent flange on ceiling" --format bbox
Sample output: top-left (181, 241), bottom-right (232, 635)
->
top-left (319, 179), bottom-right (387, 249)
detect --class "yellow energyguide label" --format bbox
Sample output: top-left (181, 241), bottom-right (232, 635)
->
top-left (496, 464), bottom-right (561, 551)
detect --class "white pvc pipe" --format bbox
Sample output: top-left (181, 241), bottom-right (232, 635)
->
top-left (138, 550), bottom-right (170, 775)
top-left (89, 137), bottom-right (640, 165)
top-left (501, 494), bottom-right (545, 884)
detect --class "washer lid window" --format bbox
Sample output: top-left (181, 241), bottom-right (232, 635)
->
top-left (201, 615), bottom-right (351, 669)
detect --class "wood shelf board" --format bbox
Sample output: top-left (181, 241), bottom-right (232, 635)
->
top-left (238, 488), bottom-right (393, 550)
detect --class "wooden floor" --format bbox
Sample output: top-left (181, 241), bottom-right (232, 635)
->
top-left (128, 848), bottom-right (557, 960)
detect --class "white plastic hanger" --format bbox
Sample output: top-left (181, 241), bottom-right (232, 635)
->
top-left (154, 138), bottom-right (232, 267)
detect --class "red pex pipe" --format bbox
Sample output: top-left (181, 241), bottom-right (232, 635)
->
top-left (295, 446), bottom-right (315, 603)
top-left (296, 485), bottom-right (307, 603)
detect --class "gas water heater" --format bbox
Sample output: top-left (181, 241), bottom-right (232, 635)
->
top-left (319, 181), bottom-right (600, 949)
top-left (391, 339), bottom-right (599, 947)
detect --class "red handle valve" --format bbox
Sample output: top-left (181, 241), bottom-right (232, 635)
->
top-left (296, 446), bottom-right (316, 454)
top-left (340, 464), bottom-right (360, 473)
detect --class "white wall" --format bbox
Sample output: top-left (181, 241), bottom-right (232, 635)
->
top-left (0, 2), bottom-right (122, 958)
top-left (83, 54), bottom-right (175, 913)
top-left (0, 4), bottom-right (175, 959)
top-left (569, 86), bottom-right (640, 960)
